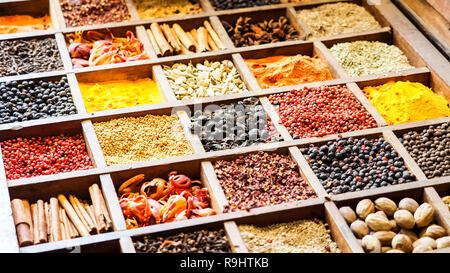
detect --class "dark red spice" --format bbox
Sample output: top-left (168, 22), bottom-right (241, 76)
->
top-left (1, 134), bottom-right (93, 180)
top-left (268, 86), bottom-right (377, 139)
top-left (214, 151), bottom-right (317, 211)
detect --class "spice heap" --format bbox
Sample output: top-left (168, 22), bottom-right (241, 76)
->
top-left (0, 77), bottom-right (76, 125)
top-left (1, 134), bottom-right (93, 181)
top-left (189, 98), bottom-right (281, 152)
top-left (297, 3), bottom-right (382, 39)
top-left (214, 151), bottom-right (316, 211)
top-left (363, 81), bottom-right (450, 125)
top-left (66, 29), bottom-right (149, 68)
top-left (269, 86), bottom-right (377, 139)
top-left (223, 16), bottom-right (300, 47)
top-left (443, 196), bottom-right (450, 211)
top-left (330, 41), bottom-right (414, 77)
top-left (118, 172), bottom-right (215, 229)
top-left (340, 197), bottom-right (450, 253)
top-left (93, 114), bottom-right (192, 165)
top-left (79, 78), bottom-right (162, 113)
top-left (10, 184), bottom-right (112, 247)
top-left (134, 229), bottom-right (231, 253)
top-left (399, 122), bottom-right (450, 178)
top-left (147, 21), bottom-right (225, 57)
top-left (0, 38), bottom-right (63, 77)
top-left (0, 15), bottom-right (51, 34)
top-left (239, 219), bottom-right (340, 253)
top-left (301, 136), bottom-right (415, 195)
top-left (164, 60), bottom-right (248, 100)
top-left (245, 55), bottom-right (332, 89)
top-left (59, 0), bottom-right (130, 27)
top-left (210, 0), bottom-right (280, 10)
top-left (134, 0), bottom-right (202, 19)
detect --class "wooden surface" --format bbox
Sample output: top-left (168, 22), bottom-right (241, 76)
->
top-left (394, 0), bottom-right (449, 59)
top-left (0, 0), bottom-right (448, 253)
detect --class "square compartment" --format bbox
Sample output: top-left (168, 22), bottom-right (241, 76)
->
top-left (8, 174), bottom-right (119, 253)
top-left (159, 53), bottom-right (251, 102)
top-left (294, 0), bottom-right (390, 40)
top-left (74, 64), bottom-right (168, 114)
top-left (219, 8), bottom-right (306, 48)
top-left (298, 132), bottom-right (420, 197)
top-left (0, 120), bottom-right (96, 182)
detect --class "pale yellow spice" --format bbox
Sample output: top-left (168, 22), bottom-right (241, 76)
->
top-left (239, 219), bottom-right (340, 253)
top-left (93, 114), bottom-right (192, 165)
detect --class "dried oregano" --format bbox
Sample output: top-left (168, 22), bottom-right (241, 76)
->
top-left (297, 2), bottom-right (382, 39)
top-left (330, 41), bottom-right (414, 77)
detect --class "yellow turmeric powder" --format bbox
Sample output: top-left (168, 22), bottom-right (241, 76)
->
top-left (0, 15), bottom-right (51, 34)
top-left (79, 78), bottom-right (163, 113)
top-left (363, 81), bottom-right (450, 125)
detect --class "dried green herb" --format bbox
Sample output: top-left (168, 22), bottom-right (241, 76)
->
top-left (330, 41), bottom-right (414, 77)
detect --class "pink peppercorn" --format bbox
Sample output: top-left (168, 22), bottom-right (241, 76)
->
top-left (268, 86), bottom-right (377, 139)
top-left (1, 133), bottom-right (93, 180)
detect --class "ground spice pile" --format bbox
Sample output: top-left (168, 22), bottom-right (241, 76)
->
top-left (134, 0), bottom-right (202, 19)
top-left (297, 2), bottom-right (382, 39)
top-left (363, 81), bottom-right (450, 125)
top-left (79, 79), bottom-right (162, 113)
top-left (0, 15), bottom-right (51, 34)
top-left (93, 114), bottom-right (192, 165)
top-left (269, 86), bottom-right (377, 139)
top-left (239, 219), bottom-right (340, 253)
top-left (245, 55), bottom-right (332, 89)
top-left (1, 134), bottom-right (93, 180)
top-left (59, 0), bottom-right (130, 27)
top-left (214, 151), bottom-right (316, 211)
top-left (330, 41), bottom-right (414, 77)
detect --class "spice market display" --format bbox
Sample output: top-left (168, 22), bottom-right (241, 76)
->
top-left (0, 0), bottom-right (448, 255)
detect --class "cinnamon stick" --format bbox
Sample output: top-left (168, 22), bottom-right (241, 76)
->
top-left (44, 202), bottom-right (50, 237)
top-left (161, 24), bottom-right (180, 54)
top-left (89, 184), bottom-right (112, 231)
top-left (37, 200), bottom-right (47, 243)
top-left (197, 26), bottom-right (208, 52)
top-left (85, 203), bottom-right (99, 233)
top-left (22, 200), bottom-right (33, 238)
top-left (68, 195), bottom-right (93, 234)
top-left (57, 194), bottom-right (90, 237)
top-left (204, 20), bottom-right (226, 50)
top-left (170, 26), bottom-right (184, 54)
top-left (73, 195), bottom-right (96, 234)
top-left (147, 29), bottom-right (162, 57)
top-left (150, 22), bottom-right (173, 56)
top-left (11, 199), bottom-right (33, 246)
top-left (186, 32), bottom-right (200, 53)
top-left (173, 23), bottom-right (195, 51)
top-left (59, 208), bottom-right (69, 241)
top-left (50, 197), bottom-right (61, 242)
top-left (207, 34), bottom-right (219, 51)
top-left (31, 204), bottom-right (39, 245)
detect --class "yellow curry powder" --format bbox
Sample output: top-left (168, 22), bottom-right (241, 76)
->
top-left (0, 15), bottom-right (52, 34)
top-left (79, 78), bottom-right (163, 113)
top-left (363, 81), bottom-right (450, 125)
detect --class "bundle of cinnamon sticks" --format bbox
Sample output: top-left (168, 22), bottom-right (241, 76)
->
top-left (11, 184), bottom-right (113, 247)
top-left (147, 21), bottom-right (226, 57)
